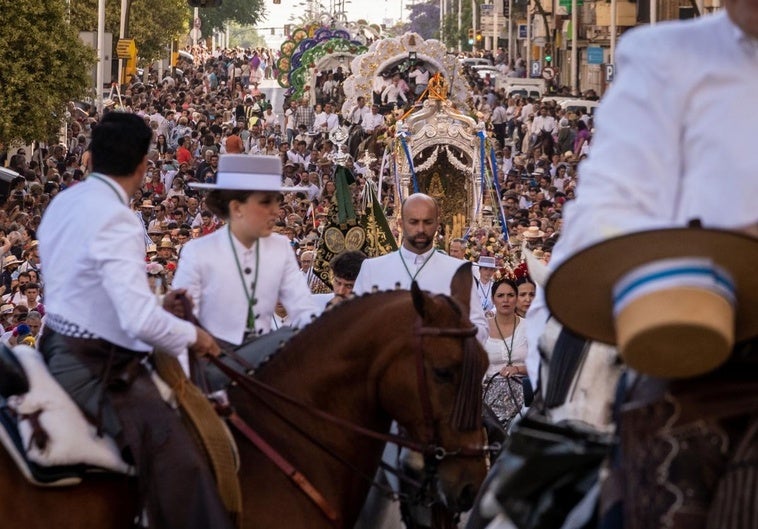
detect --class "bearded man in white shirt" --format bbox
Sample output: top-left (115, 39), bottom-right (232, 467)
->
top-left (353, 193), bottom-right (488, 528)
top-left (37, 112), bottom-right (234, 529)
top-left (354, 193), bottom-right (488, 342)
top-left (526, 4), bottom-right (758, 528)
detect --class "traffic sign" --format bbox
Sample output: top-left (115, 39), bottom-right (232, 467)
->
top-left (587, 46), bottom-right (604, 65)
top-left (606, 64), bottom-right (615, 83)
top-left (531, 61), bottom-right (542, 77)
top-left (190, 27), bottom-right (202, 41)
top-left (533, 36), bottom-right (546, 47)
top-left (542, 67), bottom-right (555, 80)
top-left (194, 17), bottom-right (202, 28)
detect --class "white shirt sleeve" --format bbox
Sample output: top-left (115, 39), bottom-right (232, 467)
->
top-left (93, 211), bottom-right (197, 355)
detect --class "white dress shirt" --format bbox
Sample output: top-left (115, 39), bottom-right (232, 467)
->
top-left (526, 12), bottom-right (758, 383)
top-left (38, 174), bottom-right (196, 355)
top-left (312, 111), bottom-right (327, 131)
top-left (484, 319), bottom-right (528, 377)
top-left (353, 247), bottom-right (489, 344)
top-left (530, 115), bottom-right (557, 135)
top-left (363, 112), bottom-right (386, 134)
top-left (381, 84), bottom-right (407, 105)
top-left (350, 104), bottom-right (371, 125)
top-left (323, 112), bottom-right (339, 132)
top-left (173, 227), bottom-right (319, 346)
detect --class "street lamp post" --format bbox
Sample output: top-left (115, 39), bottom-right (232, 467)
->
top-left (458, 0), bottom-right (463, 52)
top-left (610, 0), bottom-right (617, 65)
top-left (507, 0), bottom-right (513, 65)
top-left (96, 0), bottom-right (106, 113)
top-left (471, 0), bottom-right (477, 51)
top-left (570, 0), bottom-right (578, 94)
top-left (526, 0), bottom-right (531, 74)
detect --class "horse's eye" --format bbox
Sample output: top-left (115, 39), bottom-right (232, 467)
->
top-left (432, 367), bottom-right (455, 384)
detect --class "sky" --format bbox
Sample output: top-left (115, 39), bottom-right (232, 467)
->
top-left (260, 0), bottom-right (409, 34)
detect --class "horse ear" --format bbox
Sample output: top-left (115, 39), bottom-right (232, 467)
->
top-left (450, 262), bottom-right (473, 314)
top-left (411, 280), bottom-right (426, 318)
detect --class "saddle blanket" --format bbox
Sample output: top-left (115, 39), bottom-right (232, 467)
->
top-left (1, 345), bottom-right (132, 480)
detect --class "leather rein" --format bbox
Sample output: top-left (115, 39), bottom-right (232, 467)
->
top-left (180, 294), bottom-right (498, 525)
top-left (211, 320), bottom-right (494, 458)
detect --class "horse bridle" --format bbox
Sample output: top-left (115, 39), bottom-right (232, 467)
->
top-left (202, 315), bottom-right (500, 523)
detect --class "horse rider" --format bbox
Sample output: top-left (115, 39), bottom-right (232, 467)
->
top-left (37, 112), bottom-right (234, 529)
top-left (527, 4), bottom-right (758, 528)
top-left (348, 96), bottom-right (371, 129)
top-left (172, 154), bottom-right (319, 350)
top-left (529, 105), bottom-right (557, 148)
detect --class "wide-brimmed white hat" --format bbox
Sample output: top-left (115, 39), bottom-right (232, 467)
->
top-left (190, 155), bottom-right (300, 192)
top-left (475, 255), bottom-right (497, 269)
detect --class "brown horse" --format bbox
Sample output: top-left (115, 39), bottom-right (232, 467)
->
top-left (0, 265), bottom-right (490, 529)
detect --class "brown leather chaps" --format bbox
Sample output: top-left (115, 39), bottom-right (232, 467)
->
top-left (614, 340), bottom-right (758, 529)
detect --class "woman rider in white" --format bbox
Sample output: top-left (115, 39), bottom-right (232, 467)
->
top-left (172, 155), bottom-right (318, 351)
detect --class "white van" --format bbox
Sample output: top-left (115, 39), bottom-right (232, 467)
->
top-left (558, 99), bottom-right (601, 117)
top-left (496, 77), bottom-right (546, 99)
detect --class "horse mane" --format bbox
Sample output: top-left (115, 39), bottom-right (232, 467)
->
top-left (436, 297), bottom-right (487, 432)
top-left (253, 290), bottom-right (409, 376)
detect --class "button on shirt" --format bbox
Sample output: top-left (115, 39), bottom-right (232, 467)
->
top-left (172, 228), bottom-right (318, 345)
top-left (526, 12), bottom-right (758, 383)
top-left (38, 174), bottom-right (196, 355)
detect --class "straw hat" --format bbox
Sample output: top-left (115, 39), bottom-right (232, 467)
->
top-left (190, 155), bottom-right (300, 192)
top-left (2, 256), bottom-right (21, 268)
top-left (158, 238), bottom-right (176, 251)
top-left (140, 200), bottom-right (155, 209)
top-left (545, 227), bottom-right (758, 378)
top-left (522, 226), bottom-right (546, 239)
top-left (0, 304), bottom-right (14, 315)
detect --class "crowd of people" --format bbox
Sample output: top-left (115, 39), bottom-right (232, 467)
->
top-left (0, 40), bottom-right (590, 435)
top-left (2, 2), bottom-right (756, 525)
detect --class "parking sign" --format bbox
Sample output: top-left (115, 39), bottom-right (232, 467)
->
top-left (531, 61), bottom-right (542, 78)
top-left (606, 64), bottom-right (615, 83)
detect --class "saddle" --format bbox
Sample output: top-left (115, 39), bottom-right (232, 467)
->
top-left (0, 343), bottom-right (29, 398)
top-left (0, 345), bottom-right (131, 487)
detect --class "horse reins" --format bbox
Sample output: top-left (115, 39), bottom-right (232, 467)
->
top-left (177, 295), bottom-right (499, 525)
top-left (208, 319), bottom-right (496, 458)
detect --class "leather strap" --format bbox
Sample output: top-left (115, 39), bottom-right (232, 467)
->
top-left (226, 411), bottom-right (340, 525)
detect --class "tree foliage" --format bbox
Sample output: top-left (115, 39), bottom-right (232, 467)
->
top-left (441, 0), bottom-right (475, 51)
top-left (0, 0), bottom-right (95, 143)
top-left (405, 1), bottom-right (441, 40)
top-left (68, 0), bottom-right (267, 61)
top-left (198, 0), bottom-right (267, 35)
top-left (70, 0), bottom-right (190, 63)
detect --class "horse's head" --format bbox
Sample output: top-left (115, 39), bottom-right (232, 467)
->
top-left (377, 263), bottom-right (490, 513)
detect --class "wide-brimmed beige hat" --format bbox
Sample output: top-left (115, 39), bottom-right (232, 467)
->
top-left (2, 255), bottom-right (21, 268)
top-left (522, 226), bottom-right (546, 239)
top-left (190, 154), bottom-right (300, 192)
top-left (546, 227), bottom-right (758, 378)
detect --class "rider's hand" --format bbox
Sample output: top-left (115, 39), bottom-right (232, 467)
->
top-left (191, 327), bottom-right (221, 358)
top-left (163, 288), bottom-right (191, 319)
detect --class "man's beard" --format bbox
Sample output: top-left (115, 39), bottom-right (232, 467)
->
top-left (407, 234), bottom-right (433, 251)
